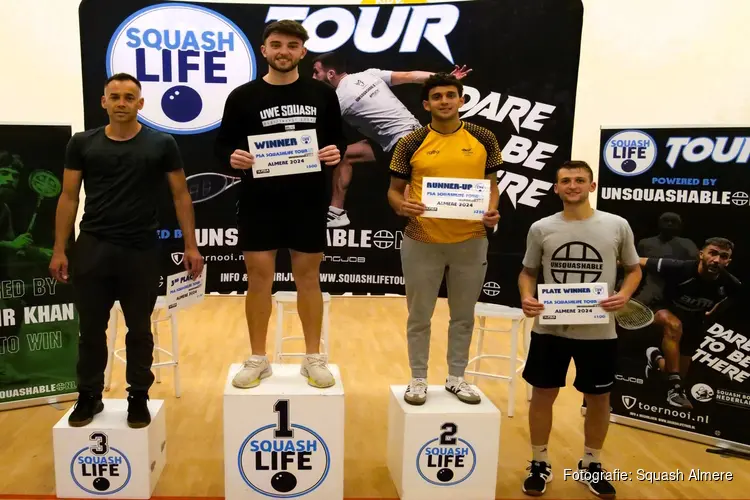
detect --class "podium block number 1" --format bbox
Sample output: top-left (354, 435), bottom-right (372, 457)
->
top-left (416, 423), bottom-right (477, 486)
top-left (71, 432), bottom-right (132, 495)
top-left (238, 399), bottom-right (332, 497)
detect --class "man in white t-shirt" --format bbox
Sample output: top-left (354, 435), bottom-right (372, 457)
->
top-left (312, 51), bottom-right (471, 227)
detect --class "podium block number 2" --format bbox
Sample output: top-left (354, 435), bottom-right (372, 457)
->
top-left (238, 399), bottom-right (332, 497)
top-left (416, 422), bottom-right (477, 487)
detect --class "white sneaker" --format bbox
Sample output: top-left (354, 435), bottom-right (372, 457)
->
top-left (300, 354), bottom-right (335, 388)
top-left (404, 378), bottom-right (428, 405)
top-left (445, 376), bottom-right (481, 404)
top-left (232, 355), bottom-right (272, 389)
top-left (327, 209), bottom-right (350, 228)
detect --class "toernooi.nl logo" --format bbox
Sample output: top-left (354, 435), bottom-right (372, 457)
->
top-left (106, 3), bottom-right (256, 134)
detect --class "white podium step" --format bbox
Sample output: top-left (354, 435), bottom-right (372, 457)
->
top-left (387, 385), bottom-right (501, 500)
top-left (223, 363), bottom-right (344, 500)
top-left (52, 399), bottom-right (167, 499)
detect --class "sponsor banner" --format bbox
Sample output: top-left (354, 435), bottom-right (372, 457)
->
top-left (0, 124), bottom-right (78, 408)
top-left (79, 0), bottom-right (583, 299)
top-left (597, 126), bottom-right (750, 447)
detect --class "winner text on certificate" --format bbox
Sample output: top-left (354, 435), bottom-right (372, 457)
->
top-left (248, 130), bottom-right (320, 179)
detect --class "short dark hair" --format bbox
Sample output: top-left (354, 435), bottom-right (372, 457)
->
top-left (312, 51), bottom-right (347, 73)
top-left (262, 20), bottom-right (309, 44)
top-left (105, 73), bottom-right (141, 90)
top-left (421, 72), bottom-right (463, 102)
top-left (556, 160), bottom-right (594, 182)
top-left (703, 237), bottom-right (734, 253)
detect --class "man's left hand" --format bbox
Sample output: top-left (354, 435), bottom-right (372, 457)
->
top-left (183, 247), bottom-right (204, 280)
top-left (482, 209), bottom-right (500, 228)
top-left (599, 292), bottom-right (629, 312)
top-left (450, 65), bottom-right (473, 80)
top-left (319, 145), bottom-right (341, 166)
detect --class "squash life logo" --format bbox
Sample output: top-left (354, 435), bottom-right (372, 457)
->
top-left (70, 432), bottom-right (132, 495)
top-left (106, 2), bottom-right (256, 134)
top-left (238, 400), bottom-right (330, 498)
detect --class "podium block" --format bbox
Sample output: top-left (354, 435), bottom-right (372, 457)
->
top-left (387, 385), bottom-right (500, 500)
top-left (224, 363), bottom-right (344, 500)
top-left (52, 399), bottom-right (167, 499)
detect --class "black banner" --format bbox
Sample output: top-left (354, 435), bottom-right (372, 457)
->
top-left (78, 0), bottom-right (583, 301)
top-left (597, 126), bottom-right (750, 447)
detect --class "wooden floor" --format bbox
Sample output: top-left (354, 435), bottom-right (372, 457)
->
top-left (1, 296), bottom-right (748, 499)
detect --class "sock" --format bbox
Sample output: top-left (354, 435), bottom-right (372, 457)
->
top-left (531, 444), bottom-right (549, 463)
top-left (581, 446), bottom-right (600, 467)
top-left (668, 373), bottom-right (682, 389)
top-left (329, 206), bottom-right (344, 214)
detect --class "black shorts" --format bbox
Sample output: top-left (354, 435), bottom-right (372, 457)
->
top-left (522, 332), bottom-right (618, 394)
top-left (651, 305), bottom-right (704, 356)
top-left (237, 208), bottom-right (326, 253)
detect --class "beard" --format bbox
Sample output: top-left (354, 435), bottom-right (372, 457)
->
top-left (267, 55), bottom-right (301, 73)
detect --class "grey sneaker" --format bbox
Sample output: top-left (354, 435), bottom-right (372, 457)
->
top-left (404, 378), bottom-right (428, 405)
top-left (232, 355), bottom-right (272, 388)
top-left (326, 210), bottom-right (350, 228)
top-left (300, 354), bottom-right (335, 388)
top-left (667, 386), bottom-right (693, 409)
top-left (445, 376), bottom-right (481, 404)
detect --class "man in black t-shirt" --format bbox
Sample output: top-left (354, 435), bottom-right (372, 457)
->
top-left (639, 237), bottom-right (741, 408)
top-left (635, 212), bottom-right (699, 305)
top-left (214, 20), bottom-right (346, 390)
top-left (49, 73), bottom-right (204, 428)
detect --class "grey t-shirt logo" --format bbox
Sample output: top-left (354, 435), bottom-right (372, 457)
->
top-left (549, 241), bottom-right (604, 283)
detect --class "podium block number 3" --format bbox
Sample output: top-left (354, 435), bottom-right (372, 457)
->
top-left (238, 399), bottom-right (332, 498)
top-left (416, 423), bottom-right (477, 487)
top-left (70, 432), bottom-right (133, 495)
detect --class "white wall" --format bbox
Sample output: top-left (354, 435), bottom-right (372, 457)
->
top-left (571, 0), bottom-right (750, 205)
top-left (1, 0), bottom-right (749, 217)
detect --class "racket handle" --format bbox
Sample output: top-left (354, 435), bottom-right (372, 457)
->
top-left (27, 213), bottom-right (38, 233)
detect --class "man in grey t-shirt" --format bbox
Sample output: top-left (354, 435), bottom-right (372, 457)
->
top-left (311, 51), bottom-right (471, 228)
top-left (517, 161), bottom-right (642, 498)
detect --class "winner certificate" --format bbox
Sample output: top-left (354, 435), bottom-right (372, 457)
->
top-left (248, 130), bottom-right (320, 179)
top-left (421, 177), bottom-right (491, 220)
top-left (538, 283), bottom-right (610, 325)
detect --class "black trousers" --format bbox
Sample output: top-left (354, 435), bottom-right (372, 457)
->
top-left (71, 232), bottom-right (159, 395)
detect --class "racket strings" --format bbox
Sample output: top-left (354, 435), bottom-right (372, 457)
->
top-left (616, 301), bottom-right (653, 329)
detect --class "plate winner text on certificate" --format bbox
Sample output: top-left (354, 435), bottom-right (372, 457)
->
top-left (538, 283), bottom-right (610, 325)
top-left (248, 130), bottom-right (320, 179)
top-left (421, 177), bottom-right (491, 220)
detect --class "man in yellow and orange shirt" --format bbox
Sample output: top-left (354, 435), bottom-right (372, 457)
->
top-left (387, 73), bottom-right (501, 405)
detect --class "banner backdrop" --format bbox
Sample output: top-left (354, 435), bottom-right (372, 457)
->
top-left (78, 0), bottom-right (583, 302)
top-left (0, 124), bottom-right (79, 409)
top-left (597, 126), bottom-right (750, 448)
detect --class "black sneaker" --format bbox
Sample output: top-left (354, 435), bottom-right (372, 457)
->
top-left (68, 393), bottom-right (104, 427)
top-left (576, 461), bottom-right (616, 499)
top-left (127, 392), bottom-right (151, 429)
top-left (522, 460), bottom-right (553, 496)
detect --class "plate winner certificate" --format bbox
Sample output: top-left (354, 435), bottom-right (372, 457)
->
top-left (248, 130), bottom-right (320, 178)
top-left (538, 283), bottom-right (610, 325)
